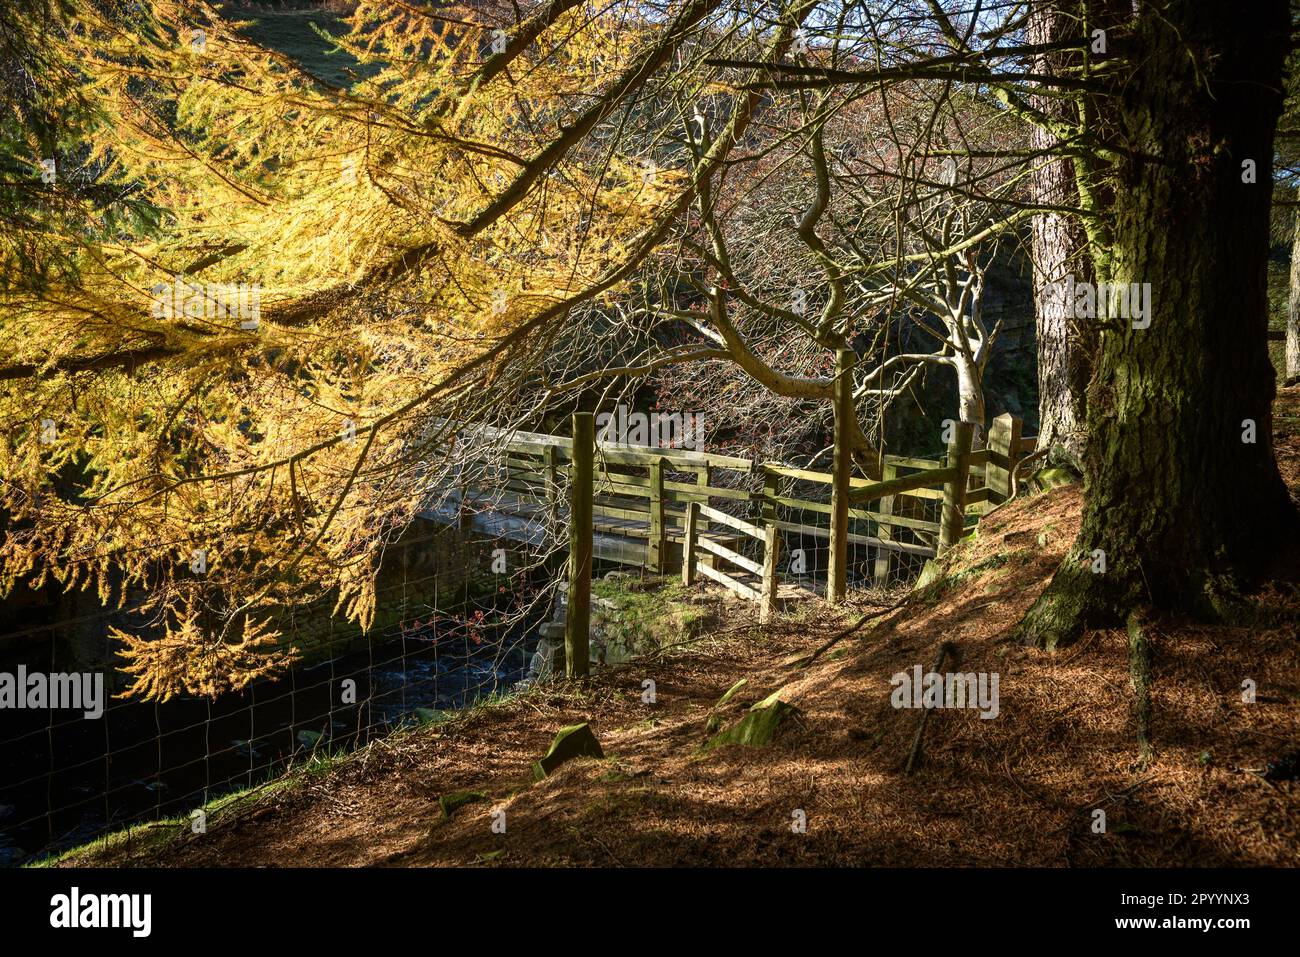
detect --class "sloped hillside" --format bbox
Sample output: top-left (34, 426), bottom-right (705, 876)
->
top-left (52, 393), bottom-right (1300, 868)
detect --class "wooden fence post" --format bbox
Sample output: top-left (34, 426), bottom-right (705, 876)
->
top-left (827, 348), bottom-right (855, 603)
top-left (939, 421), bottom-right (975, 554)
top-left (985, 413), bottom-right (1022, 505)
top-left (694, 464), bottom-right (712, 567)
top-left (760, 522), bottom-right (780, 624)
top-left (873, 461), bottom-right (897, 586)
top-left (565, 412), bottom-right (593, 679)
top-left (647, 457), bottom-right (665, 573)
top-left (681, 501), bottom-right (699, 586)
top-left (761, 466), bottom-right (781, 524)
top-left (544, 444), bottom-right (560, 536)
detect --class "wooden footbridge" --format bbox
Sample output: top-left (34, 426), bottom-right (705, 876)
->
top-left (422, 404), bottom-right (1036, 669)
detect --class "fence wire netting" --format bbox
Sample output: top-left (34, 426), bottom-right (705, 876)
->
top-left (0, 524), bottom-right (554, 867)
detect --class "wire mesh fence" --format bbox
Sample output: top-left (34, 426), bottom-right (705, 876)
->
top-left (0, 524), bottom-right (554, 867)
top-left (761, 469), bottom-right (941, 596)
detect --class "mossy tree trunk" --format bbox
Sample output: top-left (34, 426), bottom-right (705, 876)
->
top-left (1018, 0), bottom-right (1299, 649)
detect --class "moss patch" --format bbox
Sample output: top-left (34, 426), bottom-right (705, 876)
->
top-left (591, 576), bottom-right (706, 661)
top-left (438, 790), bottom-right (489, 822)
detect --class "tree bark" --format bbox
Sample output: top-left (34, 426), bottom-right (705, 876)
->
top-left (1018, 0), bottom-right (1299, 649)
top-left (1028, 0), bottom-right (1093, 469)
top-left (955, 354), bottom-right (987, 447)
top-left (1289, 184), bottom-right (1300, 384)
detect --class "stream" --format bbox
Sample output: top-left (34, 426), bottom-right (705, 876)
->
top-left (0, 609), bottom-right (543, 866)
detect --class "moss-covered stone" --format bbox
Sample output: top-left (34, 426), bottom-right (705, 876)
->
top-left (437, 790), bottom-right (488, 821)
top-left (531, 723), bottom-right (605, 780)
top-left (713, 678), bottom-right (749, 709)
top-left (705, 678), bottom-right (749, 734)
top-left (703, 690), bottom-right (799, 750)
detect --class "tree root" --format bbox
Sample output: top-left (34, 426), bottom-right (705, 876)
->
top-left (1013, 551), bottom-right (1129, 650)
top-left (1200, 574), bottom-right (1295, 627)
top-left (795, 596), bottom-right (911, 668)
top-left (1017, 548), bottom-right (1288, 652)
top-left (904, 640), bottom-right (961, 775)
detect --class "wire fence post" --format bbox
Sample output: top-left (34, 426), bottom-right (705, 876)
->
top-left (760, 522), bottom-right (780, 624)
top-left (761, 465), bottom-right (781, 524)
top-left (681, 500), bottom-right (699, 585)
top-left (873, 461), bottom-right (897, 586)
top-left (693, 464), bottom-right (712, 569)
top-left (565, 412), bottom-right (593, 679)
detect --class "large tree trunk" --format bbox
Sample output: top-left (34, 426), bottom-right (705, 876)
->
top-left (1028, 0), bottom-right (1093, 468)
top-left (1018, 0), bottom-right (1299, 649)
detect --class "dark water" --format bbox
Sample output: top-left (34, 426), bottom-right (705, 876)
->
top-left (0, 610), bottom-right (542, 866)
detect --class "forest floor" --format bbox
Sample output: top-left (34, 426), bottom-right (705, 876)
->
top-left (53, 394), bottom-right (1300, 867)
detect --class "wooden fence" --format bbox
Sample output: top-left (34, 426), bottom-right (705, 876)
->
top-left (682, 501), bottom-right (782, 624)
top-left (436, 412), bottom-right (1036, 670)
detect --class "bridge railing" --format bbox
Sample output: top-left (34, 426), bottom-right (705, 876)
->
top-left (447, 412), bottom-right (1034, 580)
top-left (451, 420), bottom-right (758, 571)
top-left (443, 413), bottom-right (1035, 652)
